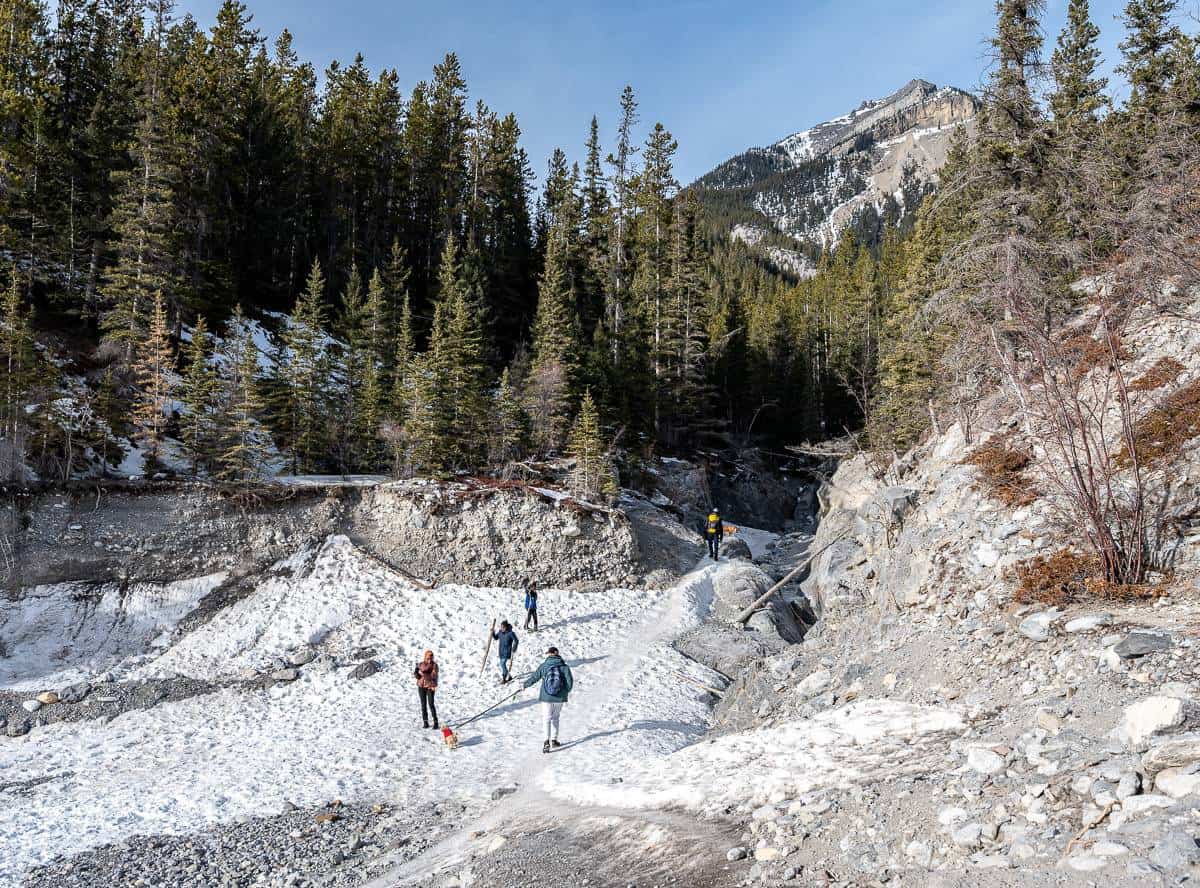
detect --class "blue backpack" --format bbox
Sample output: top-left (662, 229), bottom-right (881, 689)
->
top-left (544, 663), bottom-right (566, 697)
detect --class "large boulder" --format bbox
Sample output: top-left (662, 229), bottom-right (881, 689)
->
top-left (721, 538), bottom-right (753, 561)
top-left (799, 508), bottom-right (868, 618)
top-left (1143, 734), bottom-right (1200, 775)
top-left (1116, 696), bottom-right (1200, 751)
top-left (710, 561), bottom-right (805, 643)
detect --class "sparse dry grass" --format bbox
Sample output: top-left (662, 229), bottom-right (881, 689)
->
top-left (1130, 356), bottom-right (1186, 392)
top-left (966, 437), bottom-right (1038, 507)
top-left (1013, 549), bottom-right (1159, 605)
top-left (1063, 334), bottom-right (1131, 382)
top-left (1116, 377), bottom-right (1200, 467)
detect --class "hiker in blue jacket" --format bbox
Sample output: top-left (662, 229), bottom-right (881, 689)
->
top-left (523, 645), bottom-right (574, 752)
top-left (523, 581), bottom-right (539, 632)
top-left (492, 621), bottom-right (519, 684)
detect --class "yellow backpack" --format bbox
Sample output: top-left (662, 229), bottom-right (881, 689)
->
top-left (706, 513), bottom-right (720, 534)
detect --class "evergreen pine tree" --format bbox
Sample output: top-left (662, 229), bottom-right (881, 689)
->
top-left (0, 271), bottom-right (39, 478)
top-left (662, 189), bottom-right (709, 447)
top-left (390, 293), bottom-right (416, 422)
top-left (0, 0), bottom-right (53, 287)
top-left (357, 269), bottom-right (388, 469)
top-left (527, 221), bottom-right (580, 453)
top-left (872, 127), bottom-right (977, 448)
top-left (383, 239), bottom-right (412, 337)
top-left (1048, 0), bottom-right (1109, 244)
top-left (567, 390), bottom-right (616, 501)
top-left (979, 0), bottom-right (1048, 195)
top-left (604, 86), bottom-right (640, 359)
top-left (403, 349), bottom-right (447, 477)
top-left (284, 258), bottom-right (331, 472)
top-left (216, 307), bottom-right (267, 482)
top-left (634, 123), bottom-right (679, 419)
top-left (364, 269), bottom-right (390, 371)
top-left (338, 264), bottom-right (374, 472)
top-left (489, 366), bottom-right (527, 468)
top-left (1119, 0), bottom-right (1182, 123)
top-left (1050, 0), bottom-right (1108, 128)
top-left (179, 315), bottom-right (219, 475)
top-left (130, 291), bottom-right (175, 470)
top-left (98, 0), bottom-right (182, 364)
top-left (92, 367), bottom-right (128, 475)
top-left (431, 235), bottom-right (490, 468)
top-left (578, 116), bottom-right (610, 343)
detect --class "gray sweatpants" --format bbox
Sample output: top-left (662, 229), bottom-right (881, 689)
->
top-left (542, 701), bottom-right (563, 741)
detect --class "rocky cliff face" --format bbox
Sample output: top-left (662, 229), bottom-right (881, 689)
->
top-left (724, 293), bottom-right (1200, 883)
top-left (1, 480), bottom-right (643, 593)
top-left (695, 79), bottom-right (979, 251)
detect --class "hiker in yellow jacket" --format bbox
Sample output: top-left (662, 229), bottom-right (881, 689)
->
top-left (703, 508), bottom-right (724, 561)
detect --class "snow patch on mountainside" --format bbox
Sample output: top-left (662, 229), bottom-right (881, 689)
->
top-left (730, 225), bottom-right (817, 279)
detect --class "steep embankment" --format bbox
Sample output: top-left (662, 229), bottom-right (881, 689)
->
top-left (587, 293), bottom-right (1199, 885)
top-left (2, 480), bottom-right (642, 592)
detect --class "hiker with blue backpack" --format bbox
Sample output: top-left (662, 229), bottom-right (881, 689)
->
top-left (523, 645), bottom-right (574, 752)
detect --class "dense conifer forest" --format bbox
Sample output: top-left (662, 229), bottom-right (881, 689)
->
top-left (1, 0), bottom-right (1198, 497)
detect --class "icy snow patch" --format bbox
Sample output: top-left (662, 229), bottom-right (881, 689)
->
top-left (550, 699), bottom-right (965, 813)
top-left (730, 525), bottom-right (780, 559)
top-left (0, 538), bottom-right (727, 882)
top-left (0, 574), bottom-right (224, 690)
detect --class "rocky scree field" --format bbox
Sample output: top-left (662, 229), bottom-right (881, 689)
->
top-left (684, 292), bottom-right (1200, 886)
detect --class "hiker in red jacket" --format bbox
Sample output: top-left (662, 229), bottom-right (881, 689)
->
top-left (414, 649), bottom-right (439, 729)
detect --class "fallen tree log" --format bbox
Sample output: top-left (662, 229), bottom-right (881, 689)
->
top-left (734, 531), bottom-right (851, 626)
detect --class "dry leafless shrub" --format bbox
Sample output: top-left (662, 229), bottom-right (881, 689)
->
top-left (966, 437), bottom-right (1039, 507)
top-left (1130, 356), bottom-right (1186, 392)
top-left (1013, 548), bottom-right (1099, 605)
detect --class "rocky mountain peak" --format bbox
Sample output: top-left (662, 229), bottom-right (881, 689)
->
top-left (694, 78), bottom-right (980, 258)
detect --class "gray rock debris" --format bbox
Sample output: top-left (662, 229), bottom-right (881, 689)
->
top-left (1018, 611), bottom-right (1059, 642)
top-left (1143, 733), bottom-right (1200, 775)
top-left (1115, 630), bottom-right (1173, 659)
top-left (349, 660), bottom-right (381, 680)
top-left (287, 647), bottom-right (316, 667)
top-left (1149, 831), bottom-right (1200, 870)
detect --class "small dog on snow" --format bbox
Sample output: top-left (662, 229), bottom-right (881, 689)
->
top-left (441, 726), bottom-right (459, 749)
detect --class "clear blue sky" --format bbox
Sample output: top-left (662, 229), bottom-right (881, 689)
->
top-left (177, 0), bottom-right (1144, 185)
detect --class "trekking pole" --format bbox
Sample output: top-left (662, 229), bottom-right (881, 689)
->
top-left (479, 618), bottom-right (497, 677)
top-left (450, 687), bottom-right (524, 732)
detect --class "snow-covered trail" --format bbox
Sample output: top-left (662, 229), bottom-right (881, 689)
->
top-left (0, 537), bottom-right (726, 886)
top-left (371, 550), bottom-right (733, 885)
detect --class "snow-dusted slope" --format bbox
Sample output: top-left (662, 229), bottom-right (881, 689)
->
top-left (730, 224), bottom-right (817, 280)
top-left (0, 574), bottom-right (225, 691)
top-left (0, 536), bottom-right (724, 884)
top-left (696, 79), bottom-right (979, 249)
